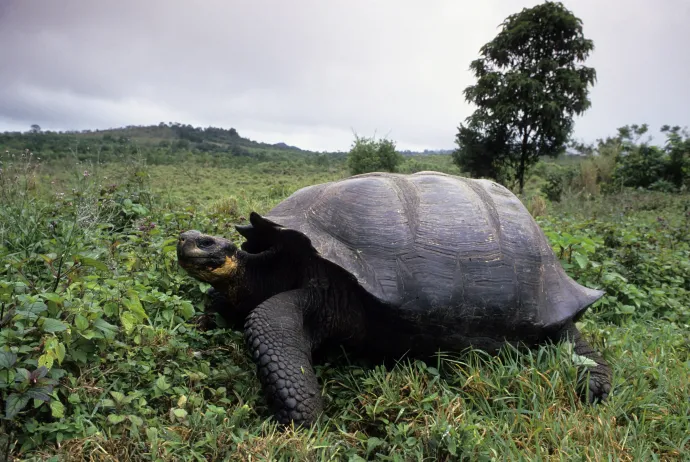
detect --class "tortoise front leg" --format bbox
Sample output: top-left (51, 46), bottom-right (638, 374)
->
top-left (244, 289), bottom-right (323, 426)
top-left (559, 322), bottom-right (612, 403)
top-left (203, 286), bottom-right (249, 330)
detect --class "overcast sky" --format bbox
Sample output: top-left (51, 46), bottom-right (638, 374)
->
top-left (1, 0), bottom-right (688, 152)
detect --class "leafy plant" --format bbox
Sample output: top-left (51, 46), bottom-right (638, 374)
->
top-left (346, 133), bottom-right (403, 175)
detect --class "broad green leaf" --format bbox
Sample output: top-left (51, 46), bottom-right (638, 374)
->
top-left (50, 400), bottom-right (65, 418)
top-left (0, 369), bottom-right (16, 384)
top-left (447, 437), bottom-right (457, 456)
top-left (178, 301), bottom-right (195, 320)
top-left (110, 391), bottom-right (126, 403)
top-left (32, 366), bottom-right (49, 379)
top-left (26, 387), bottom-right (52, 402)
top-left (367, 437), bottom-right (384, 454)
top-left (17, 302), bottom-right (48, 318)
top-left (618, 305), bottom-right (636, 314)
top-left (603, 272), bottom-right (628, 283)
top-left (26, 301), bottom-right (49, 314)
top-left (5, 393), bottom-right (30, 419)
top-left (572, 353), bottom-right (598, 367)
top-left (161, 238), bottom-right (178, 253)
top-left (574, 254), bottom-right (588, 269)
top-left (45, 337), bottom-right (58, 351)
top-left (172, 408), bottom-right (188, 419)
top-left (77, 256), bottom-right (109, 272)
top-left (132, 204), bottom-right (148, 215)
top-left (48, 341), bottom-right (67, 365)
top-left (74, 314), bottom-right (89, 331)
top-left (120, 311), bottom-right (137, 334)
top-left (155, 375), bottom-right (170, 391)
top-left (80, 329), bottom-right (103, 340)
top-left (123, 290), bottom-right (148, 321)
top-left (103, 302), bottom-right (119, 317)
top-left (129, 414), bottom-right (144, 426)
top-left (0, 351), bottom-right (17, 369)
top-left (93, 318), bottom-right (118, 338)
top-left (38, 354), bottom-right (54, 369)
top-left (108, 414), bottom-right (126, 424)
top-left (71, 349), bottom-right (88, 363)
top-left (41, 293), bottom-right (64, 304)
top-left (41, 318), bottom-right (69, 333)
top-left (15, 368), bottom-right (30, 382)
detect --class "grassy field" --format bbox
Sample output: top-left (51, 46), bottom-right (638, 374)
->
top-left (1, 151), bottom-right (688, 461)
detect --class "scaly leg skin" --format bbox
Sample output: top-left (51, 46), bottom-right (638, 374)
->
top-left (560, 322), bottom-right (612, 403)
top-left (244, 289), bottom-right (323, 426)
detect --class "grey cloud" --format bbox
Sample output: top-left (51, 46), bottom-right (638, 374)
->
top-left (0, 0), bottom-right (688, 151)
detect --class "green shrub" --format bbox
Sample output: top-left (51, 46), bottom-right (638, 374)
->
top-left (541, 164), bottom-right (578, 202)
top-left (604, 124), bottom-right (690, 192)
top-left (611, 144), bottom-right (667, 189)
top-left (346, 134), bottom-right (403, 175)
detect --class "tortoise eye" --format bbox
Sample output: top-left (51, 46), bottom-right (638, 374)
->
top-left (198, 237), bottom-right (215, 249)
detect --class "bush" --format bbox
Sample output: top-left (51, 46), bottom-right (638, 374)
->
top-left (346, 134), bottom-right (403, 175)
top-left (611, 144), bottom-right (667, 189)
top-left (604, 124), bottom-right (690, 192)
top-left (541, 164), bottom-right (577, 202)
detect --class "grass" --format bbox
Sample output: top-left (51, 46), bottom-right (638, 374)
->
top-left (0, 149), bottom-right (688, 461)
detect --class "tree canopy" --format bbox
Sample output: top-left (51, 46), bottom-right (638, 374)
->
top-left (453, 1), bottom-right (596, 193)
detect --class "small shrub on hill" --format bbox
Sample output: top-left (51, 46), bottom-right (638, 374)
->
top-left (346, 134), bottom-right (403, 175)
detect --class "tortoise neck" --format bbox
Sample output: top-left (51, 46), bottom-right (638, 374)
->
top-left (232, 247), bottom-right (300, 309)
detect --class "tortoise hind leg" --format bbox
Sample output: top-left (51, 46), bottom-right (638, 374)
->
top-left (557, 321), bottom-right (612, 404)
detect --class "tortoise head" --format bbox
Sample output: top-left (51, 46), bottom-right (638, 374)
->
top-left (177, 230), bottom-right (241, 285)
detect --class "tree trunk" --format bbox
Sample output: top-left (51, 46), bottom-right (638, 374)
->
top-left (518, 156), bottom-right (525, 194)
top-left (519, 130), bottom-right (529, 194)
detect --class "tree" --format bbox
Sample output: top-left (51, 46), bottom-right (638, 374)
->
top-left (347, 133), bottom-right (403, 175)
top-left (29, 124), bottom-right (41, 134)
top-left (452, 123), bottom-right (512, 184)
top-left (660, 125), bottom-right (690, 189)
top-left (453, 1), bottom-right (596, 193)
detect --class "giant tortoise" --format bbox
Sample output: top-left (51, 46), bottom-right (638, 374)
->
top-left (176, 171), bottom-right (612, 426)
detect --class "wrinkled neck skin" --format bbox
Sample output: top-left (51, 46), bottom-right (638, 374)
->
top-left (213, 246), bottom-right (300, 322)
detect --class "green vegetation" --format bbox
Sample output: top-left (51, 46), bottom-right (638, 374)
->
top-left (533, 124), bottom-right (690, 203)
top-left (346, 134), bottom-right (404, 175)
top-left (1, 2), bottom-right (688, 457)
top-left (1, 127), bottom-right (688, 460)
top-left (453, 1), bottom-right (597, 193)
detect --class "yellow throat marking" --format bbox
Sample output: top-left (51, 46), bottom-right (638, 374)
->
top-left (210, 255), bottom-right (238, 277)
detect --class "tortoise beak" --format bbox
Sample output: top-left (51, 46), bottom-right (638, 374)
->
top-left (177, 230), bottom-right (203, 263)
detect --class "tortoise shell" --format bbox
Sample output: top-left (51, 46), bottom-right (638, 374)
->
top-left (261, 171), bottom-right (604, 331)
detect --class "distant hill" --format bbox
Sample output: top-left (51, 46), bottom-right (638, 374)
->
top-left (0, 123), bottom-right (351, 164)
top-left (399, 148), bottom-right (454, 156)
top-left (0, 123), bottom-right (454, 163)
top-left (2, 122), bottom-right (311, 152)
